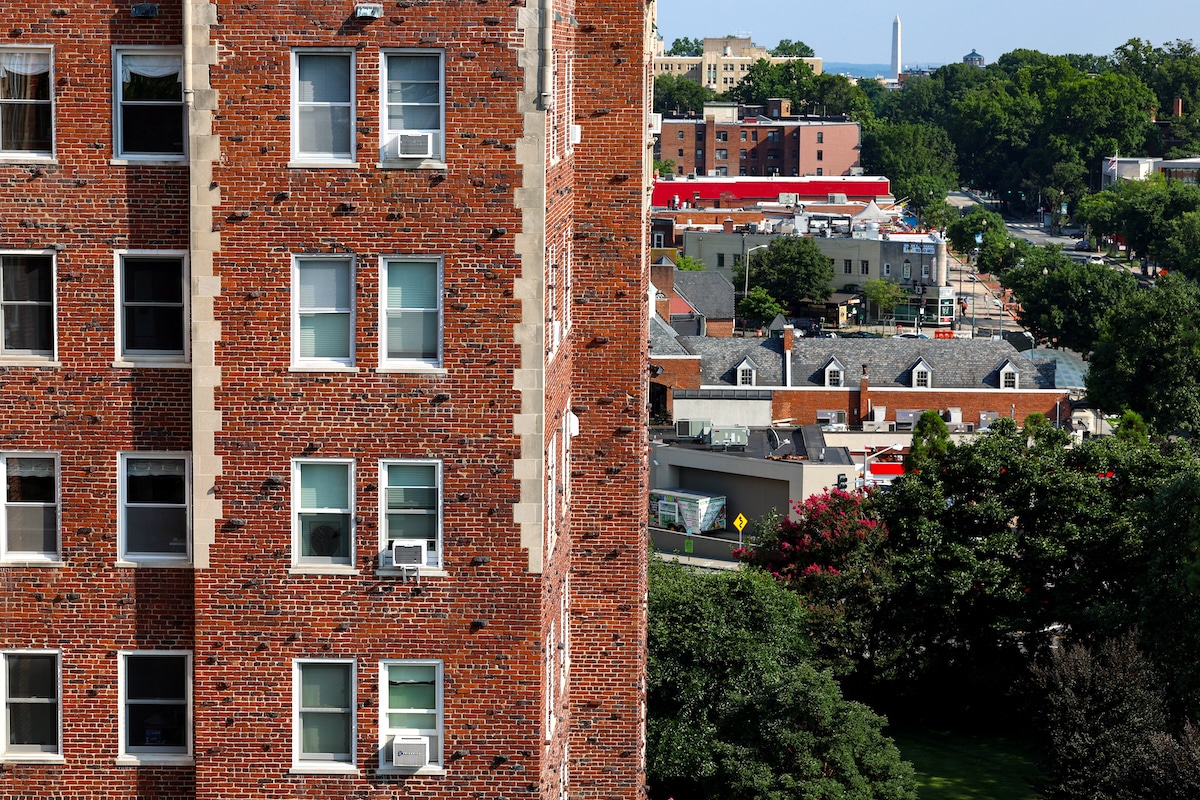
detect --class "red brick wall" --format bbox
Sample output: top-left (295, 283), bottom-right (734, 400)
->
top-left (770, 388), bottom-right (1073, 428)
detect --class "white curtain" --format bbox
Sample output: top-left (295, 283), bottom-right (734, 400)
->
top-left (121, 54), bottom-right (181, 82)
top-left (0, 51), bottom-right (50, 79)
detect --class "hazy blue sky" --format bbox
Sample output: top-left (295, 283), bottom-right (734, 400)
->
top-left (654, 0), bottom-right (1200, 68)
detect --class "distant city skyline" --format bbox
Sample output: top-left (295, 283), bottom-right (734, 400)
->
top-left (654, 0), bottom-right (1200, 68)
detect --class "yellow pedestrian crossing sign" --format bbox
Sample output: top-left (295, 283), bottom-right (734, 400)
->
top-left (734, 513), bottom-right (747, 532)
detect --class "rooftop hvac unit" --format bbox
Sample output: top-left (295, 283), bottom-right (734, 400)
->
top-left (708, 426), bottom-right (749, 450)
top-left (386, 132), bottom-right (433, 159)
top-left (392, 736), bottom-right (430, 769)
top-left (675, 419), bottom-right (712, 440)
top-left (827, 193), bottom-right (848, 204)
top-left (778, 192), bottom-right (799, 205)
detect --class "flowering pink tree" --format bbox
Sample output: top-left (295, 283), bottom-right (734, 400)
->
top-left (735, 489), bottom-right (893, 675)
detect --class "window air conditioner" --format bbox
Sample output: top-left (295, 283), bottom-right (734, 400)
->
top-left (392, 735), bottom-right (430, 768)
top-left (391, 541), bottom-right (426, 569)
top-left (388, 132), bottom-right (433, 159)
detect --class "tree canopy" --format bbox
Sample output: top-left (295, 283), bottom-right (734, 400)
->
top-left (664, 37), bottom-right (702, 57)
top-left (652, 73), bottom-right (717, 115)
top-left (732, 236), bottom-right (834, 314)
top-left (770, 39), bottom-right (815, 58)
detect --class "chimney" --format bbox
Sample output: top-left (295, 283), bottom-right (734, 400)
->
top-left (783, 325), bottom-right (794, 387)
top-left (858, 364), bottom-right (870, 422)
top-left (722, 216), bottom-right (734, 233)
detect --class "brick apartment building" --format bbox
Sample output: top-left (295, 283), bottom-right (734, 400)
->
top-left (658, 100), bottom-right (860, 178)
top-left (0, 0), bottom-right (648, 796)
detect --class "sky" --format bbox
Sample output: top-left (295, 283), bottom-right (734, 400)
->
top-left (654, 0), bottom-right (1200, 69)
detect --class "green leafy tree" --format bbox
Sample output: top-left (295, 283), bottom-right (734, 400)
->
top-left (732, 236), bottom-right (833, 314)
top-left (946, 205), bottom-right (1007, 271)
top-left (736, 285), bottom-right (784, 327)
top-left (664, 36), bottom-right (702, 57)
top-left (1087, 274), bottom-right (1200, 434)
top-left (804, 73), bottom-right (872, 120)
top-left (653, 73), bottom-right (717, 115)
top-left (736, 490), bottom-right (894, 675)
top-left (653, 158), bottom-right (675, 177)
top-left (1001, 251), bottom-right (1138, 354)
top-left (726, 59), bottom-right (815, 106)
top-left (770, 38), bottom-right (815, 58)
top-left (905, 410), bottom-right (950, 470)
top-left (647, 558), bottom-right (917, 800)
top-left (861, 277), bottom-right (906, 320)
top-left (860, 123), bottom-right (958, 215)
top-left (674, 253), bottom-right (704, 271)
top-left (1160, 209), bottom-right (1200, 280)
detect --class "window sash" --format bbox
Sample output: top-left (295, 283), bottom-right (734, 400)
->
top-left (4, 456), bottom-right (57, 557)
top-left (5, 653), bottom-right (58, 753)
top-left (296, 53), bottom-right (353, 159)
top-left (121, 455), bottom-right (189, 559)
top-left (0, 51), bottom-right (52, 154)
top-left (298, 662), bottom-right (353, 762)
top-left (0, 255), bottom-right (53, 355)
top-left (381, 661), bottom-right (442, 768)
top-left (116, 52), bottom-right (184, 157)
top-left (122, 653), bottom-right (188, 755)
top-left (121, 257), bottom-right (184, 355)
top-left (296, 259), bottom-right (353, 363)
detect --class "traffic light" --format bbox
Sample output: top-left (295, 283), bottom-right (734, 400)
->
top-left (836, 473), bottom-right (848, 490)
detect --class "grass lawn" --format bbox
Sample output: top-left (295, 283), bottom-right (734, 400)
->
top-left (891, 728), bottom-right (1043, 800)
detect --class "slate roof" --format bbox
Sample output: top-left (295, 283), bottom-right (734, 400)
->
top-left (793, 339), bottom-right (1057, 389)
top-left (673, 269), bottom-right (735, 320)
top-left (650, 314), bottom-right (692, 356)
top-left (665, 336), bottom-right (1058, 389)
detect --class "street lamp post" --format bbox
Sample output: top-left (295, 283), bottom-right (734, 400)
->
top-left (969, 273), bottom-right (978, 335)
top-left (744, 244), bottom-right (770, 298)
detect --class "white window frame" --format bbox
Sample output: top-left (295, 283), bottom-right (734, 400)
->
top-left (1001, 365), bottom-right (1019, 390)
top-left (0, 453), bottom-right (59, 563)
top-left (291, 49), bottom-right (356, 166)
top-left (117, 651), bottom-right (192, 765)
top-left (115, 250), bottom-right (189, 365)
top-left (0, 251), bottom-right (56, 362)
top-left (379, 49), bottom-right (445, 166)
top-left (293, 659), bottom-right (357, 773)
top-left (380, 459), bottom-right (442, 571)
top-left (117, 452), bottom-right (191, 565)
top-left (737, 366), bottom-right (755, 386)
top-left (113, 47), bottom-right (185, 161)
top-left (1, 650), bottom-right (61, 762)
top-left (913, 369), bottom-right (930, 389)
top-left (292, 256), bottom-right (355, 370)
top-left (883, 263), bottom-right (891, 277)
top-left (378, 659), bottom-right (444, 774)
top-left (0, 46), bottom-right (54, 160)
top-left (379, 256), bottom-right (442, 370)
top-left (293, 458), bottom-right (355, 570)
top-left (826, 368), bottom-right (842, 388)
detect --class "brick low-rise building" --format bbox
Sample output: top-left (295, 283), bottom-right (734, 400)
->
top-left (0, 0), bottom-right (648, 796)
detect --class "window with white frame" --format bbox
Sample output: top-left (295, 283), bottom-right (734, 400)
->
top-left (2, 454), bottom-right (58, 561)
top-left (1002, 371), bottom-right (1017, 389)
top-left (294, 257), bottom-right (354, 367)
top-left (861, 260), bottom-right (870, 275)
top-left (293, 50), bottom-right (354, 163)
top-left (827, 369), bottom-right (842, 387)
top-left (382, 258), bottom-right (440, 368)
top-left (548, 50), bottom-right (560, 163)
top-left (738, 366), bottom-right (755, 386)
top-left (2, 651), bottom-right (59, 758)
top-left (295, 660), bottom-right (355, 768)
top-left (382, 50), bottom-right (443, 163)
top-left (294, 460), bottom-right (353, 567)
top-left (114, 49), bottom-right (184, 159)
top-left (914, 368), bottom-right (930, 388)
top-left (119, 652), bottom-right (190, 759)
top-left (119, 454), bottom-right (189, 562)
top-left (118, 254), bottom-right (186, 359)
top-left (883, 263), bottom-right (891, 276)
top-left (0, 49), bottom-right (53, 157)
top-left (383, 460), bottom-right (440, 568)
top-left (0, 254), bottom-right (53, 357)
top-left (843, 259), bottom-right (852, 274)
top-left (380, 660), bottom-right (442, 772)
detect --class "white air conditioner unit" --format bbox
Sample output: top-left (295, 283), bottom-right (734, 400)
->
top-left (354, 3), bottom-right (383, 18)
top-left (570, 124), bottom-right (582, 145)
top-left (391, 540), bottom-right (426, 569)
top-left (647, 113), bottom-right (662, 135)
top-left (392, 736), bottom-right (429, 768)
top-left (387, 132), bottom-right (433, 159)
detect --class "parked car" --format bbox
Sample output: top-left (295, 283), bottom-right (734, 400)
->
top-left (1074, 239), bottom-right (1092, 251)
top-left (894, 332), bottom-right (929, 339)
top-left (841, 331), bottom-right (882, 339)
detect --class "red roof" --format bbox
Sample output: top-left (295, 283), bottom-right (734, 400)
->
top-left (652, 175), bottom-right (892, 208)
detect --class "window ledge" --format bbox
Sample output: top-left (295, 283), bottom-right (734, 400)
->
top-left (0, 753), bottom-right (64, 764)
top-left (377, 159), bottom-right (447, 171)
top-left (0, 358), bottom-right (59, 368)
top-left (377, 567), bottom-right (447, 579)
top-left (288, 565), bottom-right (359, 576)
top-left (376, 766), bottom-right (447, 777)
top-left (0, 156), bottom-right (55, 165)
top-left (375, 365), bottom-right (447, 375)
top-left (0, 559), bottom-right (64, 568)
top-left (115, 559), bottom-right (193, 569)
top-left (115, 754), bottom-right (194, 767)
top-left (289, 365), bottom-right (360, 374)
top-left (288, 764), bottom-right (360, 776)
top-left (112, 359), bottom-right (190, 369)
top-left (287, 160), bottom-right (360, 169)
top-left (109, 158), bottom-right (187, 166)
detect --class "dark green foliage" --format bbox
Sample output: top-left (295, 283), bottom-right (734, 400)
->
top-left (647, 558), bottom-right (918, 800)
top-left (770, 39), bottom-right (815, 58)
top-left (736, 285), bottom-right (784, 327)
top-left (860, 123), bottom-right (957, 216)
top-left (905, 411), bottom-right (950, 471)
top-left (653, 73), bottom-right (717, 114)
top-left (665, 37), bottom-right (702, 57)
top-left (732, 236), bottom-right (834, 314)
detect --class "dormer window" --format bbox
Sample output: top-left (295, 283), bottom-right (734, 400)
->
top-left (735, 356), bottom-right (758, 386)
top-left (823, 357), bottom-right (845, 388)
top-left (999, 360), bottom-right (1020, 390)
top-left (910, 358), bottom-right (932, 389)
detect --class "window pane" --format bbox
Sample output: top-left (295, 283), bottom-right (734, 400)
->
top-left (301, 712), bottom-right (350, 757)
top-left (298, 55), bottom-right (350, 103)
top-left (125, 306), bottom-right (184, 352)
top-left (127, 656), bottom-right (185, 700)
top-left (124, 259), bottom-right (182, 303)
top-left (6, 458), bottom-right (54, 502)
top-left (3, 305), bottom-right (51, 352)
top-left (298, 105), bottom-right (351, 155)
top-left (126, 701), bottom-right (186, 747)
top-left (299, 462), bottom-right (348, 509)
top-left (2, 257), bottom-right (52, 303)
top-left (300, 513), bottom-right (349, 558)
top-left (298, 261), bottom-right (350, 309)
top-left (386, 262), bottom-right (436, 308)
top-left (121, 105), bottom-right (185, 154)
top-left (8, 655), bottom-right (54, 700)
top-left (389, 681), bottom-right (435, 709)
top-left (126, 461), bottom-right (186, 503)
top-left (388, 105), bottom-right (439, 131)
top-left (9, 701), bottom-right (56, 748)
top-left (385, 484), bottom-right (435, 509)
top-left (125, 507), bottom-right (188, 554)
top-left (7, 506), bottom-right (55, 553)
top-left (301, 663), bottom-right (350, 707)
top-left (387, 55), bottom-right (439, 84)
top-left (0, 104), bottom-right (52, 152)
top-left (388, 711), bottom-right (436, 729)
top-left (387, 512), bottom-right (435, 540)
top-left (386, 311), bottom-right (438, 360)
